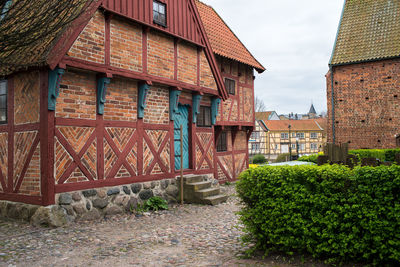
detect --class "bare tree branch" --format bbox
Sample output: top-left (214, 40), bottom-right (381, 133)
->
top-left (255, 96), bottom-right (267, 113)
top-left (0, 0), bottom-right (95, 66)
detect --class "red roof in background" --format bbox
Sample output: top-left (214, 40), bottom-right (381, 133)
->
top-left (195, 1), bottom-right (266, 73)
top-left (255, 111), bottom-right (273, 120)
top-left (263, 120), bottom-right (323, 131)
top-left (313, 118), bottom-right (327, 131)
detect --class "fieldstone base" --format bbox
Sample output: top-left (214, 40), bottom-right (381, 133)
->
top-left (0, 176), bottom-right (218, 227)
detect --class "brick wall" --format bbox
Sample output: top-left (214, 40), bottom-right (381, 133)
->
top-left (200, 51), bottom-right (217, 90)
top-left (104, 78), bottom-right (137, 122)
top-left (178, 42), bottom-right (197, 85)
top-left (68, 11), bottom-right (105, 64)
top-left (0, 133), bottom-right (7, 193)
top-left (147, 31), bottom-right (174, 79)
top-left (234, 131), bottom-right (247, 150)
top-left (110, 18), bottom-right (142, 72)
top-left (14, 72), bottom-right (40, 125)
top-left (144, 85), bottom-right (169, 124)
top-left (58, 70), bottom-right (97, 120)
top-left (327, 58), bottom-right (400, 149)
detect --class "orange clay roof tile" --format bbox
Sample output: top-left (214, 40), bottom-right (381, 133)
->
top-left (263, 120), bottom-right (323, 131)
top-left (195, 0), bottom-right (265, 73)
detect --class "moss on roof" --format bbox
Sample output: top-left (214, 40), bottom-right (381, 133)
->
top-left (330, 0), bottom-right (400, 66)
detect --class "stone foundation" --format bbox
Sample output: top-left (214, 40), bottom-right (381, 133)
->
top-left (0, 179), bottom-right (179, 227)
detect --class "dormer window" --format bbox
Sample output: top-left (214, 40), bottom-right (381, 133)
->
top-left (153, 1), bottom-right (166, 27)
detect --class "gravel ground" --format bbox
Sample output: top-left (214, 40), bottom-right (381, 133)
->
top-left (0, 185), bottom-right (323, 267)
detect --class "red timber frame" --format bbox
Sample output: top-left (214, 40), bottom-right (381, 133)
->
top-left (44, 0), bottom-right (223, 202)
top-left (0, 69), bottom-right (52, 205)
top-left (213, 57), bottom-right (256, 183)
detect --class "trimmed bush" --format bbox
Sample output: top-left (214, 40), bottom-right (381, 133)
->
top-left (349, 149), bottom-right (386, 162)
top-left (252, 154), bottom-right (267, 164)
top-left (275, 153), bottom-right (290, 163)
top-left (236, 164), bottom-right (400, 265)
top-left (297, 154), bottom-right (318, 163)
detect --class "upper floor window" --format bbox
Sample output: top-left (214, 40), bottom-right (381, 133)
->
top-left (197, 106), bottom-right (211, 127)
top-left (296, 132), bottom-right (305, 139)
top-left (281, 133), bottom-right (288, 139)
top-left (311, 143), bottom-right (318, 150)
top-left (216, 131), bottom-right (227, 152)
top-left (153, 0), bottom-right (166, 27)
top-left (310, 132), bottom-right (318, 139)
top-left (0, 80), bottom-right (7, 124)
top-left (225, 78), bottom-right (235, 95)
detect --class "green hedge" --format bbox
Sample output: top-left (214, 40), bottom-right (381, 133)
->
top-left (252, 154), bottom-right (267, 164)
top-left (297, 154), bottom-right (318, 163)
top-left (236, 165), bottom-right (400, 265)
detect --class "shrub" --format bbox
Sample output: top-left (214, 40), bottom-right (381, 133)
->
top-left (275, 153), bottom-right (290, 163)
top-left (252, 154), bottom-right (267, 164)
top-left (297, 154), bottom-right (318, 163)
top-left (137, 196), bottom-right (168, 212)
top-left (349, 149), bottom-right (385, 162)
top-left (236, 164), bottom-right (400, 265)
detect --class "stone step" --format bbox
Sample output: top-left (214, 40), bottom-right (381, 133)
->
top-left (184, 181), bottom-right (212, 191)
top-left (202, 194), bottom-right (229, 205)
top-left (195, 187), bottom-right (220, 198)
top-left (182, 175), bottom-right (204, 184)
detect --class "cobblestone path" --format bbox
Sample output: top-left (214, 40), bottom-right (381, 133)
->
top-left (0, 186), bottom-right (294, 267)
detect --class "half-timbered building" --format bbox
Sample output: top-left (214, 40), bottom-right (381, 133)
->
top-left (0, 0), bottom-right (264, 206)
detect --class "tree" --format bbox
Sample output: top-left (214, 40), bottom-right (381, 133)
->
top-left (255, 96), bottom-right (267, 112)
top-left (0, 0), bottom-right (95, 65)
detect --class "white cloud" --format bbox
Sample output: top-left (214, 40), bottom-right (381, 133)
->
top-left (203, 0), bottom-right (344, 114)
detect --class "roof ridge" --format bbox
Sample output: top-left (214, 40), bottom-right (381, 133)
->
top-left (195, 0), bottom-right (265, 73)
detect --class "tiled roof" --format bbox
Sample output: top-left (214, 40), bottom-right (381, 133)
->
top-left (255, 111), bottom-right (273, 121)
top-left (330, 0), bottom-right (400, 65)
top-left (314, 118), bottom-right (327, 131)
top-left (195, 1), bottom-right (265, 73)
top-left (263, 120), bottom-right (323, 131)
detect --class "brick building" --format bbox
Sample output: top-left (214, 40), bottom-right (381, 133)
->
top-left (0, 0), bottom-right (264, 206)
top-left (327, 0), bottom-right (400, 149)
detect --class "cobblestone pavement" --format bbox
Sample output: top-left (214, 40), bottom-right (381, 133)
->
top-left (0, 185), bottom-right (304, 267)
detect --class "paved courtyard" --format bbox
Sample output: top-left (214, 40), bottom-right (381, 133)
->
top-left (0, 185), bottom-right (320, 267)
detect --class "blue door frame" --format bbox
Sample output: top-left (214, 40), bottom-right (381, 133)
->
top-left (174, 104), bottom-right (190, 170)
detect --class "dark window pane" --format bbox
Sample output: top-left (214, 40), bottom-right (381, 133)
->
top-left (0, 81), bottom-right (6, 95)
top-left (0, 109), bottom-right (6, 122)
top-left (217, 131), bottom-right (227, 152)
top-left (197, 106), bottom-right (211, 127)
top-left (0, 95), bottom-right (6, 108)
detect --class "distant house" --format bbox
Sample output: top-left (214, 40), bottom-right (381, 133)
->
top-left (327, 0), bottom-right (400, 149)
top-left (248, 120), bottom-right (268, 156)
top-left (255, 111), bottom-right (280, 121)
top-left (263, 120), bottom-right (324, 157)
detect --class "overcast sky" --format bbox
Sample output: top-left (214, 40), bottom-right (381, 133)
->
top-left (203, 0), bottom-right (344, 115)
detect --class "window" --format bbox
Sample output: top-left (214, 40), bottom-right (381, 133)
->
top-left (0, 0), bottom-right (12, 21)
top-left (197, 106), bottom-right (211, 127)
top-left (291, 132), bottom-right (296, 138)
top-left (0, 80), bottom-right (7, 124)
top-left (299, 143), bottom-right (305, 151)
top-left (153, 1), bottom-right (166, 26)
top-left (225, 78), bottom-right (235, 95)
top-left (311, 143), bottom-right (318, 150)
top-left (291, 144), bottom-right (296, 149)
top-left (281, 133), bottom-right (288, 139)
top-left (216, 131), bottom-right (227, 152)
top-left (274, 144), bottom-right (278, 150)
top-left (250, 131), bottom-right (260, 140)
top-left (310, 132), bottom-right (318, 139)
top-left (251, 143), bottom-right (260, 151)
top-left (296, 132), bottom-right (305, 139)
